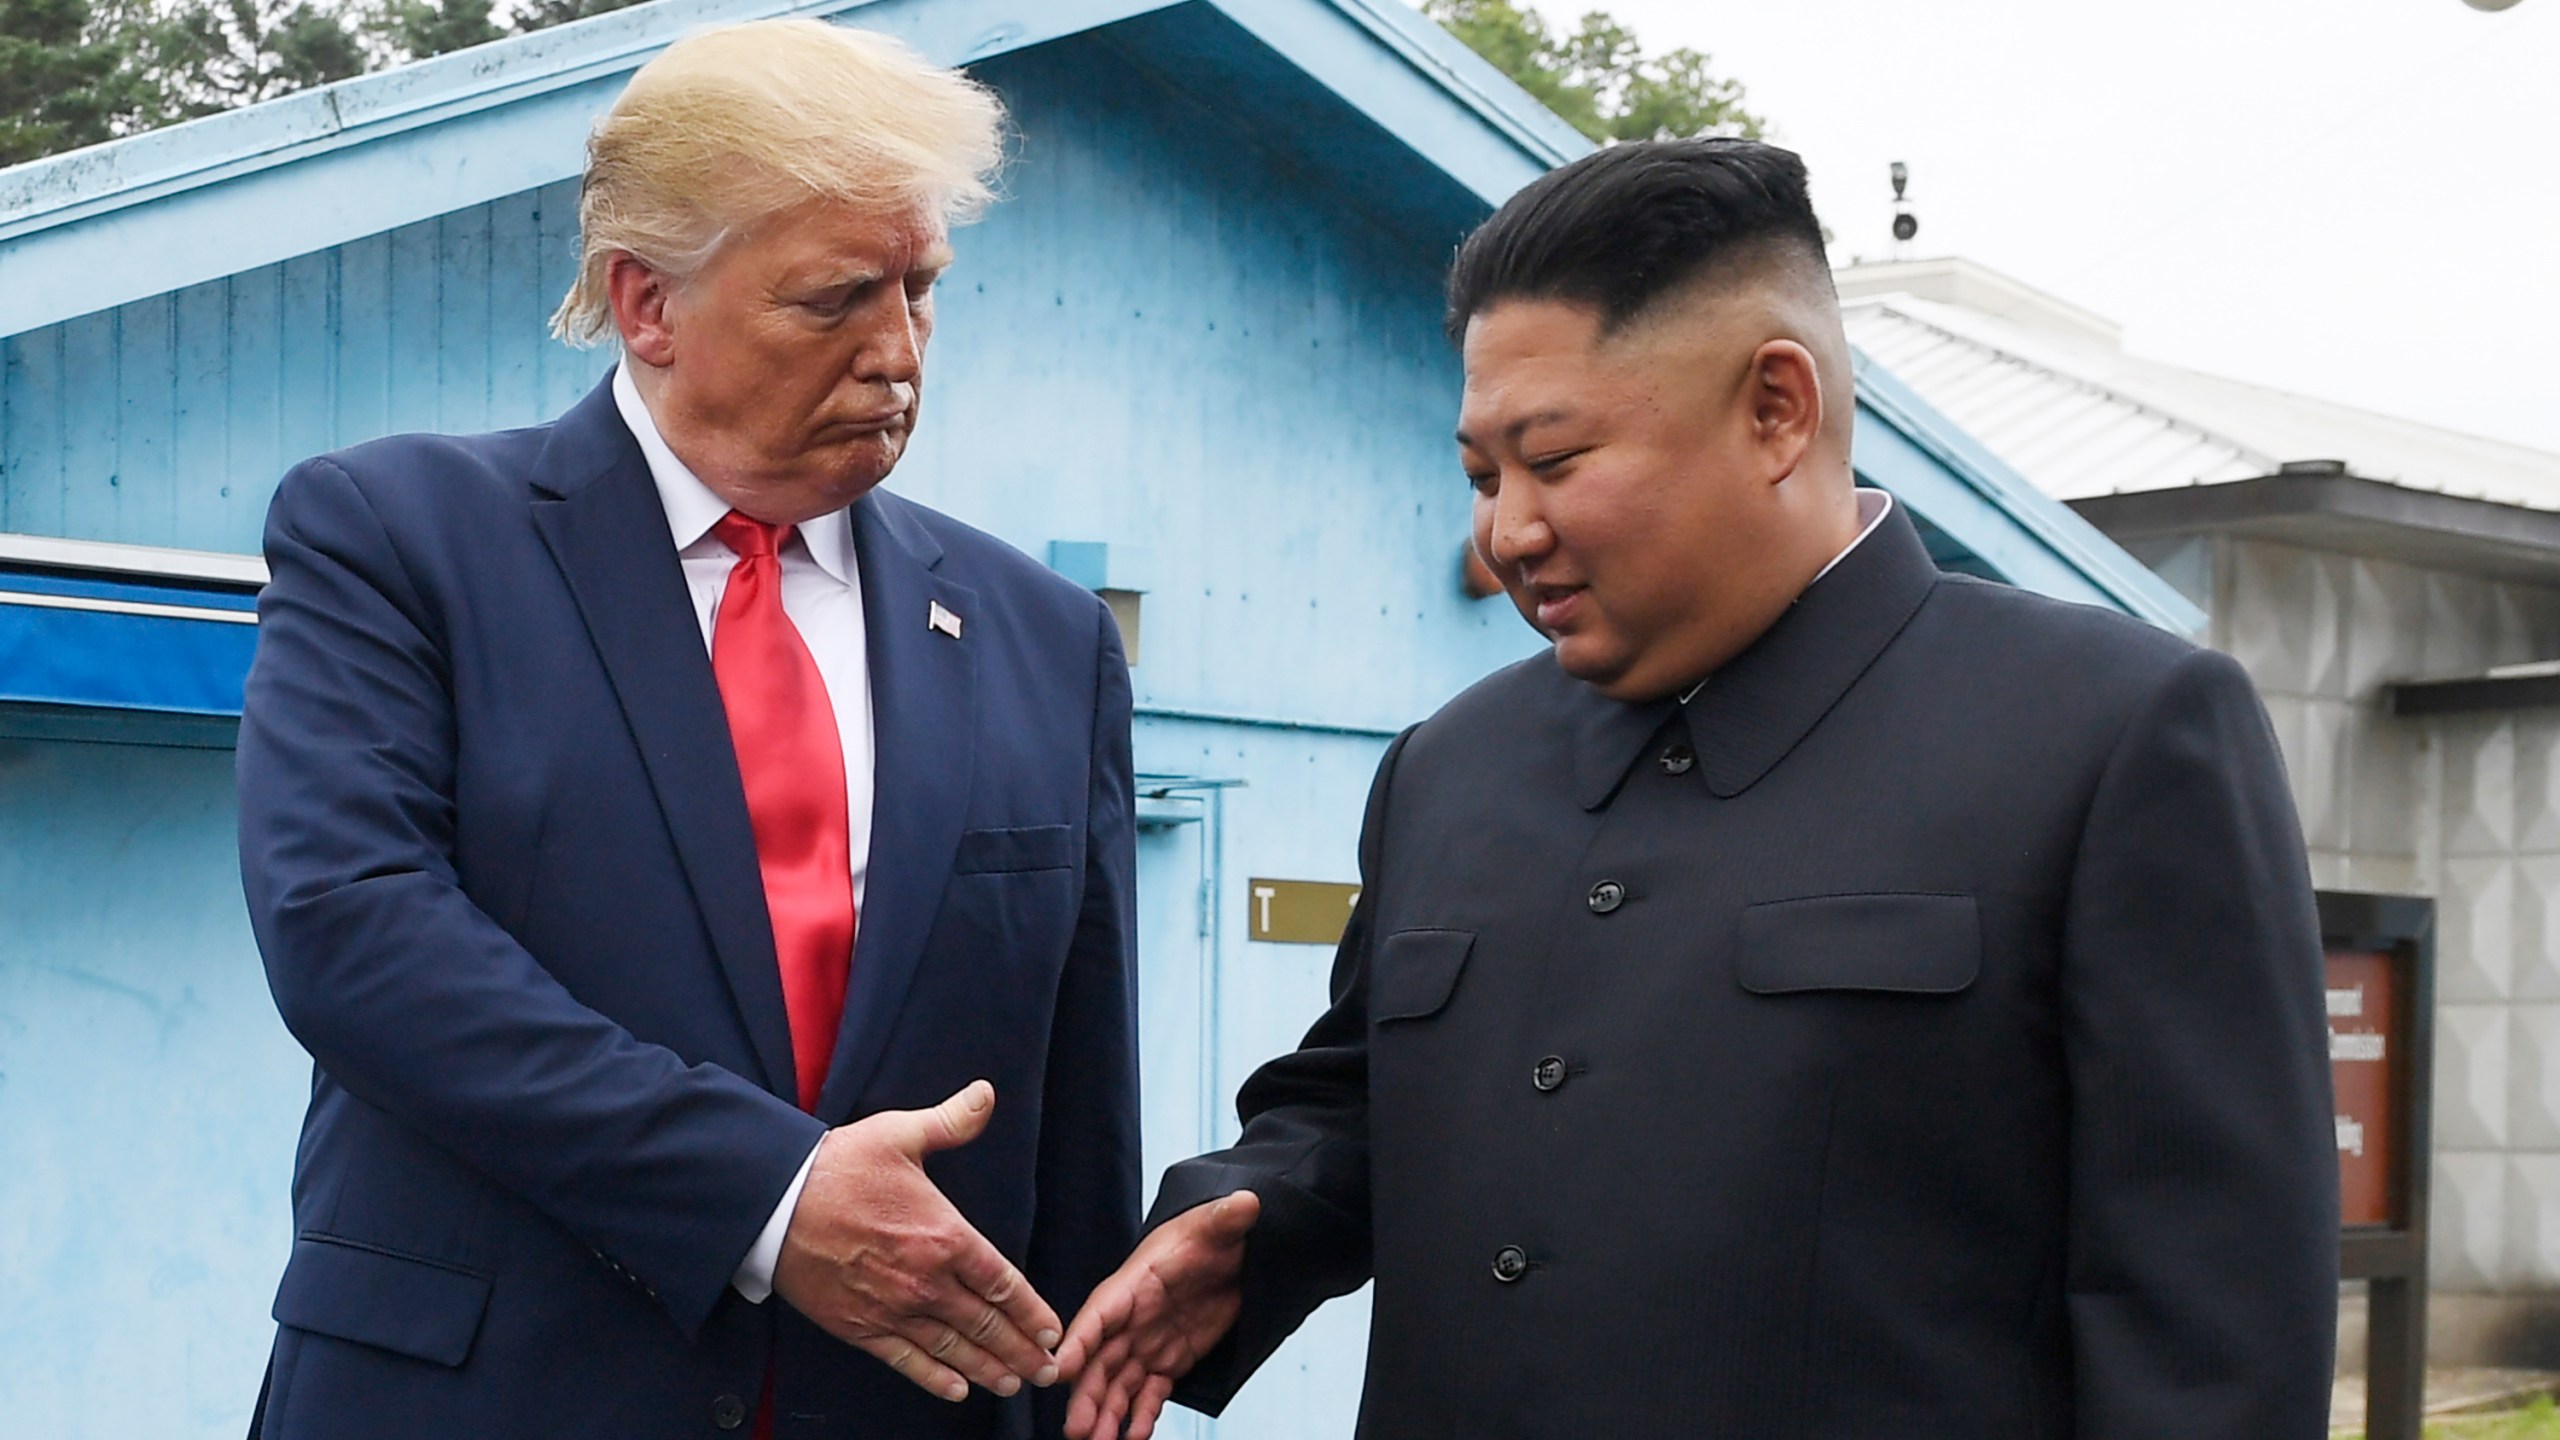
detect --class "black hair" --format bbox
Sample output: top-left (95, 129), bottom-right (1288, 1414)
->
top-left (1444, 138), bottom-right (1829, 343)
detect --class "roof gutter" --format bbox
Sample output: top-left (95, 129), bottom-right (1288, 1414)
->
top-left (2067, 467), bottom-right (2560, 583)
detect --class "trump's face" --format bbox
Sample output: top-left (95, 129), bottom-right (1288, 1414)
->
top-left (613, 195), bottom-right (951, 524)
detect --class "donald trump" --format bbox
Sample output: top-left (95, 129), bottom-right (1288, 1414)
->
top-left (240, 21), bottom-right (1139, 1438)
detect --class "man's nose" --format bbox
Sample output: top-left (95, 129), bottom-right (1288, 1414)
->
top-left (1484, 478), bottom-right (1553, 568)
top-left (860, 302), bottom-right (924, 387)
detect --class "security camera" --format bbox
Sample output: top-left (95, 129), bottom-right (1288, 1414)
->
top-left (2463, 0), bottom-right (2524, 11)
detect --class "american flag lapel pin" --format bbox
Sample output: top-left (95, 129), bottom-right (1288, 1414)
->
top-left (928, 600), bottom-right (963, 639)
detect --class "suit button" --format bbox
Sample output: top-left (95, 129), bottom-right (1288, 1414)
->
top-left (712, 1394), bottom-right (748, 1430)
top-left (1492, 1246), bottom-right (1530, 1283)
top-left (1532, 1056), bottom-right (1567, 1092)
top-left (1587, 880), bottom-right (1625, 914)
top-left (1659, 745), bottom-right (1695, 775)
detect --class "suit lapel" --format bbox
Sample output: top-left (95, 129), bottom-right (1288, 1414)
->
top-left (818, 490), bottom-right (979, 1121)
top-left (526, 379), bottom-right (798, 1100)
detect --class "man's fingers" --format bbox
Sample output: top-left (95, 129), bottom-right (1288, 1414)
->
top-left (926, 1283), bottom-right (1059, 1388)
top-left (855, 1333), bottom-right (971, 1405)
top-left (1089, 1360), bottom-right (1134, 1440)
top-left (1064, 1373), bottom-right (1105, 1440)
top-left (1203, 1188), bottom-right (1261, 1241)
top-left (1174, 1188), bottom-right (1260, 1257)
top-left (1063, 1364), bottom-right (1110, 1439)
top-left (1074, 1330), bottom-right (1139, 1434)
top-left (1054, 1277), bottom-right (1132, 1379)
top-left (1095, 1335), bottom-right (1164, 1440)
top-left (1124, 1373), bottom-right (1178, 1440)
top-left (897, 1316), bottom-right (1036, 1399)
top-left (903, 1078), bottom-right (997, 1156)
top-left (1099, 1356), bottom-right (1155, 1440)
top-left (953, 1236), bottom-right (1064, 1353)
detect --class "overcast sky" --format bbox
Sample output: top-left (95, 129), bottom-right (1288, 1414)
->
top-left (1413, 0), bottom-right (2560, 454)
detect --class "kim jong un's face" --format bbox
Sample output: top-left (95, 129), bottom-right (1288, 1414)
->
top-left (614, 194), bottom-right (951, 526)
top-left (1457, 288), bottom-right (1837, 703)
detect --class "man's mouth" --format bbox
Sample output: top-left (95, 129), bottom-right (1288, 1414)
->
top-left (832, 411), bottom-right (908, 435)
top-left (1524, 582), bottom-right (1585, 632)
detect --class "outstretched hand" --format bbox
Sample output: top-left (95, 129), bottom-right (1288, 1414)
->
top-left (771, 1080), bottom-right (1064, 1403)
top-left (1057, 1189), bottom-right (1262, 1440)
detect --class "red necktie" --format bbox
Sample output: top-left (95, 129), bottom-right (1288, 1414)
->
top-left (709, 511), bottom-right (855, 1114)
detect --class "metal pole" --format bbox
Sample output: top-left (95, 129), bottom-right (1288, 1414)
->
top-left (2365, 1272), bottom-right (2424, 1440)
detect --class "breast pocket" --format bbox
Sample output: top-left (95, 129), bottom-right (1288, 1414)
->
top-left (1734, 893), bottom-right (1980, 996)
top-left (1371, 928), bottom-right (1475, 1023)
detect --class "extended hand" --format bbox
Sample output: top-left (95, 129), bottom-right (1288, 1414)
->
top-left (1057, 1189), bottom-right (1262, 1440)
top-left (771, 1080), bottom-right (1063, 1402)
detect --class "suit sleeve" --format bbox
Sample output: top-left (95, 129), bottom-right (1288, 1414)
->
top-left (1146, 728), bottom-right (1414, 1417)
top-left (2060, 645), bottom-right (2338, 1439)
top-left (237, 457), bottom-right (823, 1339)
top-left (1028, 604), bottom-right (1145, 1440)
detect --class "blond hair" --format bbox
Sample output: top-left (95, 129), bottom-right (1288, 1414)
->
top-left (549, 18), bottom-right (1006, 347)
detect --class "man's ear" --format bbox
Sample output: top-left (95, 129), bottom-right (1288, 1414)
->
top-left (1748, 338), bottom-right (1822, 481)
top-left (606, 253), bottom-right (678, 368)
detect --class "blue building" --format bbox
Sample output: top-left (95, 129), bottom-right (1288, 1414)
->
top-left (0, 1), bottom-right (2197, 1435)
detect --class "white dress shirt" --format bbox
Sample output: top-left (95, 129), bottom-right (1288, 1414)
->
top-left (612, 365), bottom-right (865, 1304)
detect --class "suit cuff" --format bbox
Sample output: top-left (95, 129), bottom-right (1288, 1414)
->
top-left (731, 1142), bottom-right (820, 1303)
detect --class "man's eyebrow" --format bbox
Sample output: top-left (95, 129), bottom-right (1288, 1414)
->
top-left (794, 264), bottom-right (885, 292)
top-left (1453, 406), bottom-right (1577, 449)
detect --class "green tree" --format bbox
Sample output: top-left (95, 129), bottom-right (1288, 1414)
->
top-left (3, 0), bottom-right (372, 162)
top-left (3, 0), bottom-right (659, 166)
top-left (378, 0), bottom-right (501, 62)
top-left (120, 0), bottom-right (366, 114)
top-left (0, 0), bottom-right (144, 163)
top-left (502, 0), bottom-right (649, 35)
top-left (1422, 0), bottom-right (1762, 144)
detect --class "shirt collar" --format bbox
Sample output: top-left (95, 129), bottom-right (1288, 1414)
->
top-left (1815, 488), bottom-right (1895, 585)
top-left (611, 363), bottom-right (858, 586)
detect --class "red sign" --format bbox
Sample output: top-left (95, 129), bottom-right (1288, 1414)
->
top-left (2329, 949), bottom-right (2399, 1228)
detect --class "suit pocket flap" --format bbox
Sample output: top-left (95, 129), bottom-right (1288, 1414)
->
top-left (273, 1234), bottom-right (492, 1368)
top-left (953, 824), bottom-right (1075, 874)
top-left (1372, 929), bottom-right (1475, 1022)
top-left (1736, 893), bottom-right (1980, 995)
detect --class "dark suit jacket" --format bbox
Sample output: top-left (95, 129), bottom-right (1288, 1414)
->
top-left (1152, 506), bottom-right (2337, 1439)
top-left (237, 376), bottom-right (1140, 1439)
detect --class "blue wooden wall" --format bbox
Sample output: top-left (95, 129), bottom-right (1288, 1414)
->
top-left (0, 185), bottom-right (597, 552)
top-left (910, 33), bottom-right (1535, 730)
top-left (0, 25), bottom-right (1534, 1439)
top-left (0, 738), bottom-right (311, 1436)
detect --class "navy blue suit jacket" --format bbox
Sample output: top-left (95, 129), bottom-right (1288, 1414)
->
top-left (237, 377), bottom-right (1140, 1439)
